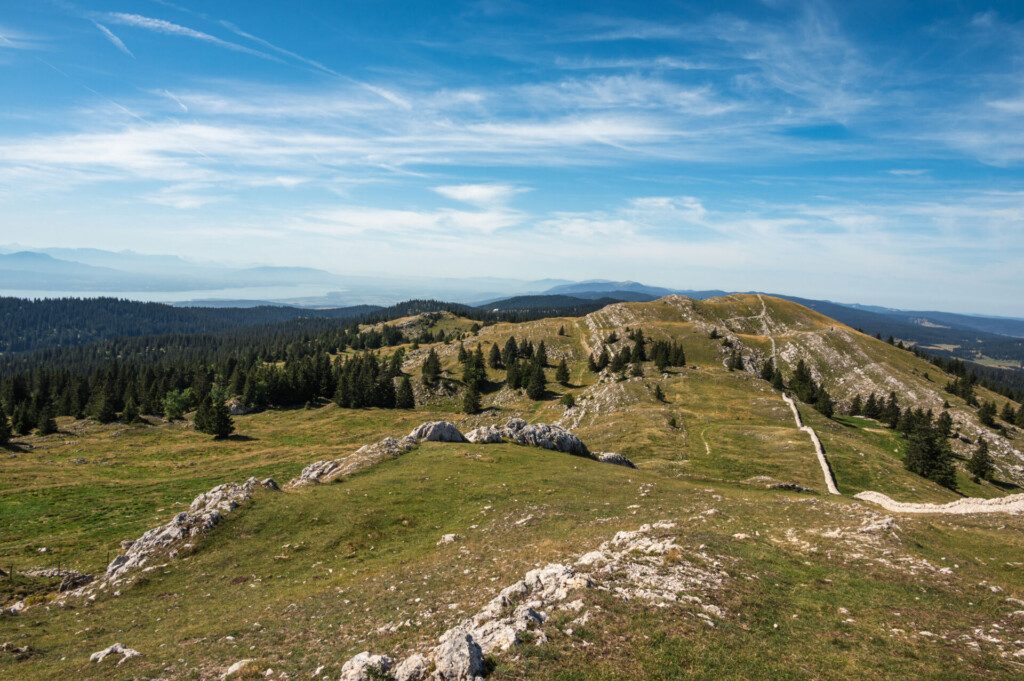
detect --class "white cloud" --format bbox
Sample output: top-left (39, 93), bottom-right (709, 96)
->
top-left (105, 13), bottom-right (274, 60)
top-left (433, 183), bottom-right (526, 207)
top-left (93, 22), bottom-right (133, 58)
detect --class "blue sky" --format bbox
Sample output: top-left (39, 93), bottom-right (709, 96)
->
top-left (1, 1), bottom-right (1023, 314)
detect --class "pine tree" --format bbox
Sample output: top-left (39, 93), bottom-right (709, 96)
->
top-left (488, 344), bottom-right (502, 369)
top-left (536, 341), bottom-right (548, 367)
top-left (967, 438), bottom-right (993, 482)
top-left (14, 404), bottom-right (33, 436)
top-left (936, 411), bottom-right (953, 438)
top-left (814, 390), bottom-right (835, 418)
top-left (771, 368), bottom-right (785, 391)
top-left (122, 395), bottom-right (140, 424)
top-left (194, 394), bottom-right (213, 434)
top-left (462, 384), bottom-right (481, 414)
top-left (0, 403), bottom-right (10, 444)
top-left (526, 360), bottom-right (546, 400)
top-left (849, 394), bottom-right (863, 416)
top-left (91, 384), bottom-right (117, 424)
top-left (978, 401), bottom-right (997, 428)
top-left (457, 343), bottom-right (468, 364)
top-left (209, 399), bottom-right (235, 439)
top-left (502, 336), bottom-right (518, 369)
top-left (555, 359), bottom-right (570, 385)
top-left (864, 392), bottom-right (878, 419)
top-left (396, 376), bottom-right (415, 409)
top-left (421, 349), bottom-right (441, 385)
top-left (36, 403), bottom-right (57, 435)
top-left (903, 424), bottom-right (957, 490)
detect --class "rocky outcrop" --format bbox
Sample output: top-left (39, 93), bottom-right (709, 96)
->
top-left (70, 477), bottom-right (278, 598)
top-left (596, 452), bottom-right (636, 468)
top-left (89, 643), bottom-right (140, 665)
top-left (340, 522), bottom-right (726, 679)
top-left (289, 436), bottom-right (418, 487)
top-left (225, 398), bottom-right (251, 416)
top-left (855, 490), bottom-right (1024, 515)
top-left (23, 567), bottom-right (93, 592)
top-left (464, 425), bottom-right (504, 444)
top-left (500, 419), bottom-right (590, 457)
top-left (409, 421), bottom-right (468, 443)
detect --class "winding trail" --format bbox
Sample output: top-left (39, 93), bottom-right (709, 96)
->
top-left (755, 294), bottom-right (1022, 514)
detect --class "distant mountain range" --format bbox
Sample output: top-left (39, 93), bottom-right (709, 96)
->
top-left (2, 247), bottom-right (1022, 364)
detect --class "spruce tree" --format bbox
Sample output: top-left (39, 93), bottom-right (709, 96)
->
top-left (36, 403), bottom-right (57, 435)
top-left (14, 404), bottom-right (33, 436)
top-left (122, 395), bottom-right (140, 424)
top-left (396, 376), bottom-right (415, 409)
top-left (536, 341), bottom-right (548, 367)
top-left (488, 344), bottom-right (502, 369)
top-left (978, 401), bottom-right (996, 428)
top-left (771, 368), bottom-right (785, 391)
top-left (526, 360), bottom-right (546, 400)
top-left (421, 349), bottom-right (441, 385)
top-left (587, 354), bottom-right (599, 373)
top-left (967, 439), bottom-right (993, 482)
top-left (462, 384), bottom-right (481, 414)
top-left (209, 399), bottom-right (235, 439)
top-left (849, 394), bottom-right (863, 416)
top-left (92, 384), bottom-right (117, 424)
top-left (555, 359), bottom-right (570, 385)
top-left (0, 403), bottom-right (10, 444)
top-left (936, 411), bottom-right (953, 438)
top-left (760, 358), bottom-right (776, 382)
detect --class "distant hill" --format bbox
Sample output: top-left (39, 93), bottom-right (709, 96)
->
top-left (0, 297), bottom-right (379, 353)
top-left (477, 294), bottom-right (632, 313)
top-left (777, 295), bottom-right (1024, 365)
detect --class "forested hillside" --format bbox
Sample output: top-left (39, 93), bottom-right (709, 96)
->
top-left (0, 298), bottom-right (379, 353)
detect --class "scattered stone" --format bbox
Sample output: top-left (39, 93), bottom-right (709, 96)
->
top-left (437, 534), bottom-right (462, 546)
top-left (89, 643), bottom-right (140, 665)
top-left (221, 658), bottom-right (254, 679)
top-left (1, 642), bottom-right (33, 660)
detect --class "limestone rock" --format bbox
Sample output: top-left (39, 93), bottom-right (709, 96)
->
top-left (393, 653), bottom-right (430, 681)
top-left (89, 643), bottom-right (140, 665)
top-left (408, 421), bottom-right (468, 443)
top-left (339, 651), bottom-right (394, 681)
top-left (464, 426), bottom-right (504, 444)
top-left (221, 658), bottom-right (254, 679)
top-left (499, 419), bottom-right (590, 457)
top-left (596, 452), bottom-right (636, 468)
top-left (430, 625), bottom-right (485, 680)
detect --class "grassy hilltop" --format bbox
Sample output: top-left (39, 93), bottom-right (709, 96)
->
top-left (2, 295), bottom-right (1024, 679)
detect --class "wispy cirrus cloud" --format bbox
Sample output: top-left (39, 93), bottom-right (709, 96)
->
top-left (92, 22), bottom-right (133, 58)
top-left (104, 13), bottom-right (275, 60)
